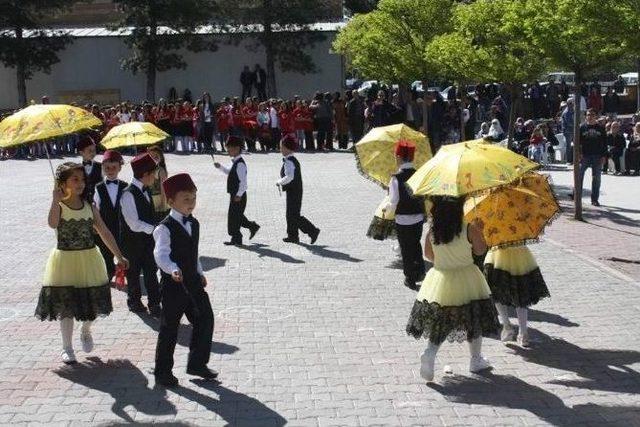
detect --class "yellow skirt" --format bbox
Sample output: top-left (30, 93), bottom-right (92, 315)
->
top-left (416, 264), bottom-right (492, 307)
top-left (484, 246), bottom-right (538, 276)
top-left (43, 246), bottom-right (109, 288)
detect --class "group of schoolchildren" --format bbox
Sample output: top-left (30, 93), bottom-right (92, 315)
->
top-left (35, 133), bottom-right (319, 387)
top-left (386, 140), bottom-right (551, 382)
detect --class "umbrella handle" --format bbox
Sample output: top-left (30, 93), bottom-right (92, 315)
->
top-left (43, 143), bottom-right (55, 178)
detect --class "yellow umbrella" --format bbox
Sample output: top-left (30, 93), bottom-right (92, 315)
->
top-left (407, 139), bottom-right (539, 196)
top-left (0, 104), bottom-right (102, 148)
top-left (100, 122), bottom-right (170, 149)
top-left (355, 124), bottom-right (433, 189)
top-left (464, 172), bottom-right (560, 248)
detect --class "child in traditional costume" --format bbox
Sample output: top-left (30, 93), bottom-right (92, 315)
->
top-left (77, 136), bottom-right (102, 202)
top-left (406, 196), bottom-right (499, 382)
top-left (36, 162), bottom-right (128, 364)
top-left (484, 245), bottom-right (550, 347)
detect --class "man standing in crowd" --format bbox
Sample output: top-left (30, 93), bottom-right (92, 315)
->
top-left (570, 108), bottom-right (607, 207)
top-left (240, 66), bottom-right (254, 100)
top-left (561, 98), bottom-right (575, 164)
top-left (254, 64), bottom-right (267, 101)
top-left (347, 90), bottom-right (365, 146)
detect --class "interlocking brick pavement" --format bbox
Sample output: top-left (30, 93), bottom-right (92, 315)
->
top-left (0, 153), bottom-right (639, 426)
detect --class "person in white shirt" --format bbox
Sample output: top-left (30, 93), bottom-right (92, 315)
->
top-left (383, 140), bottom-right (426, 291)
top-left (269, 100), bottom-right (281, 151)
top-left (214, 136), bottom-right (260, 246)
top-left (120, 153), bottom-right (161, 316)
top-left (152, 173), bottom-right (217, 387)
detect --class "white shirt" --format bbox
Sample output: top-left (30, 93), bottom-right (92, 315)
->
top-left (204, 103), bottom-right (212, 122)
top-left (269, 107), bottom-right (279, 128)
top-left (118, 112), bottom-right (131, 123)
top-left (277, 155), bottom-right (295, 186)
top-left (93, 178), bottom-right (121, 207)
top-left (386, 162), bottom-right (424, 225)
top-left (217, 156), bottom-right (248, 197)
top-left (120, 178), bottom-right (154, 235)
top-left (153, 209), bottom-right (204, 276)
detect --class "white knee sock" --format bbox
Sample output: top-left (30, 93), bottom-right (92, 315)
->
top-left (81, 321), bottom-right (92, 335)
top-left (468, 337), bottom-right (482, 358)
top-left (495, 303), bottom-right (512, 327)
top-left (60, 318), bottom-right (74, 350)
top-left (516, 307), bottom-right (528, 336)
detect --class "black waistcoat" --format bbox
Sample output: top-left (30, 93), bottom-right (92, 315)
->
top-left (96, 180), bottom-right (127, 237)
top-left (84, 161), bottom-right (103, 202)
top-left (394, 168), bottom-right (425, 215)
top-left (120, 184), bottom-right (156, 249)
top-left (280, 156), bottom-right (302, 192)
top-left (159, 215), bottom-right (200, 288)
top-left (227, 157), bottom-right (245, 195)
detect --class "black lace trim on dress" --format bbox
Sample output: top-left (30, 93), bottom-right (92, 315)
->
top-left (366, 216), bottom-right (396, 241)
top-left (35, 285), bottom-right (112, 321)
top-left (484, 265), bottom-right (550, 307)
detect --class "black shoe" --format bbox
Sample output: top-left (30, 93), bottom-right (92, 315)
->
top-left (155, 373), bottom-right (179, 387)
top-left (591, 200), bottom-right (601, 207)
top-left (223, 240), bottom-right (242, 246)
top-left (249, 224), bottom-right (260, 240)
top-left (128, 302), bottom-right (147, 313)
top-left (283, 237), bottom-right (300, 243)
top-left (403, 278), bottom-right (419, 291)
top-left (186, 366), bottom-right (219, 380)
top-left (309, 228), bottom-right (320, 244)
top-left (148, 304), bottom-right (162, 318)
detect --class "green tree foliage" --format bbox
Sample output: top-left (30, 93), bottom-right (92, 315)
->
top-left (111, 0), bottom-right (219, 101)
top-left (0, 0), bottom-right (76, 107)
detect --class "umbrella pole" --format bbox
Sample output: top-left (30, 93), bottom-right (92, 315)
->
top-left (43, 142), bottom-right (55, 178)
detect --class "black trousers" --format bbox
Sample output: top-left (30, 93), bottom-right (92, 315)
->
top-left (228, 194), bottom-right (256, 242)
top-left (124, 243), bottom-right (160, 308)
top-left (304, 130), bottom-right (315, 151)
top-left (155, 280), bottom-right (214, 375)
top-left (395, 221), bottom-right (426, 282)
top-left (315, 118), bottom-right (331, 149)
top-left (270, 128), bottom-right (281, 150)
top-left (285, 189), bottom-right (317, 240)
top-left (241, 84), bottom-right (252, 100)
top-left (97, 239), bottom-right (115, 281)
top-left (202, 122), bottom-right (214, 151)
top-left (256, 84), bottom-right (267, 101)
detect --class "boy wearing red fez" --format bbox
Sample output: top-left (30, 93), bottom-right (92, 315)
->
top-left (384, 140), bottom-right (426, 291)
top-left (77, 136), bottom-right (102, 202)
top-left (214, 136), bottom-right (260, 246)
top-left (153, 173), bottom-right (216, 387)
top-left (94, 150), bottom-right (127, 280)
top-left (276, 136), bottom-right (320, 244)
top-left (120, 153), bottom-right (162, 316)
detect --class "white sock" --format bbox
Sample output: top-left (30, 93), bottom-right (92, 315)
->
top-left (60, 318), bottom-right (74, 350)
top-left (425, 340), bottom-right (440, 357)
top-left (468, 337), bottom-right (482, 358)
top-left (516, 307), bottom-right (528, 336)
top-left (495, 303), bottom-right (512, 327)
top-left (81, 321), bottom-right (92, 335)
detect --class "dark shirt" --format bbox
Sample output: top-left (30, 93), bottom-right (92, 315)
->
top-left (579, 123), bottom-right (607, 157)
top-left (607, 133), bottom-right (627, 154)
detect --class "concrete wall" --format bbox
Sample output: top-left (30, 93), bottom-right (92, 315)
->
top-left (0, 33), bottom-right (343, 109)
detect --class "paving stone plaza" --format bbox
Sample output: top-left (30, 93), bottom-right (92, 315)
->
top-left (0, 153), bottom-right (639, 426)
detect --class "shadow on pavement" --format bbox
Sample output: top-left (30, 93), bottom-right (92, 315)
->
top-left (527, 308), bottom-right (580, 327)
top-left (429, 371), bottom-right (640, 426)
top-left (506, 330), bottom-right (640, 395)
top-left (199, 256), bottom-right (227, 271)
top-left (54, 357), bottom-right (176, 423)
top-left (170, 379), bottom-right (287, 427)
top-left (298, 243), bottom-right (363, 263)
top-left (240, 243), bottom-right (305, 264)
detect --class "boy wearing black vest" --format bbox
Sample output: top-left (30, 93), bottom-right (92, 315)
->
top-left (93, 150), bottom-right (127, 280)
top-left (384, 140), bottom-right (426, 291)
top-left (276, 136), bottom-right (320, 244)
top-left (214, 136), bottom-right (260, 246)
top-left (78, 136), bottom-right (103, 202)
top-left (120, 153), bottom-right (162, 317)
top-left (153, 173), bottom-right (216, 387)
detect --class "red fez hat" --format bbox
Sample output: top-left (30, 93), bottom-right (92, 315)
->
top-left (162, 173), bottom-right (197, 200)
top-left (102, 150), bottom-right (123, 164)
top-left (394, 139), bottom-right (416, 159)
top-left (226, 135), bottom-right (243, 147)
top-left (77, 136), bottom-right (95, 152)
top-left (130, 153), bottom-right (157, 178)
top-left (281, 135), bottom-right (298, 151)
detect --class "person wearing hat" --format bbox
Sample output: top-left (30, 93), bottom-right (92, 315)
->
top-left (94, 150), bottom-right (128, 280)
top-left (153, 173), bottom-right (216, 387)
top-left (77, 136), bottom-right (102, 202)
top-left (276, 136), bottom-right (320, 244)
top-left (214, 136), bottom-right (260, 246)
top-left (383, 140), bottom-right (426, 291)
top-left (120, 153), bottom-right (162, 316)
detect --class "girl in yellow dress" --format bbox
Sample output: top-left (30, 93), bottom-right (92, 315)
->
top-left (484, 245), bottom-right (550, 347)
top-left (406, 196), bottom-right (499, 382)
top-left (35, 163), bottom-right (129, 364)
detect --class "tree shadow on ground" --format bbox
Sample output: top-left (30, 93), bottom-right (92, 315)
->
top-left (298, 242), bottom-right (363, 263)
top-left (54, 357), bottom-right (176, 423)
top-left (199, 256), bottom-right (227, 271)
top-left (239, 243), bottom-right (305, 264)
top-left (527, 308), bottom-right (580, 327)
top-left (171, 379), bottom-right (287, 427)
top-left (505, 330), bottom-right (640, 395)
top-left (429, 371), bottom-right (640, 426)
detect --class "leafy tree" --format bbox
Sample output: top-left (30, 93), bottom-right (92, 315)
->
top-left (523, 0), bottom-right (628, 220)
top-left (617, 0), bottom-right (640, 112)
top-left (0, 0), bottom-right (76, 107)
top-left (111, 0), bottom-right (219, 101)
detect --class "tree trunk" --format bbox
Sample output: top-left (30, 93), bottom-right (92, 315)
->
top-left (421, 79), bottom-right (431, 152)
top-left (507, 84), bottom-right (518, 144)
top-left (636, 57), bottom-right (640, 112)
top-left (146, 25), bottom-right (158, 102)
top-left (573, 73), bottom-right (583, 221)
top-left (263, 0), bottom-right (277, 98)
top-left (15, 27), bottom-right (27, 107)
